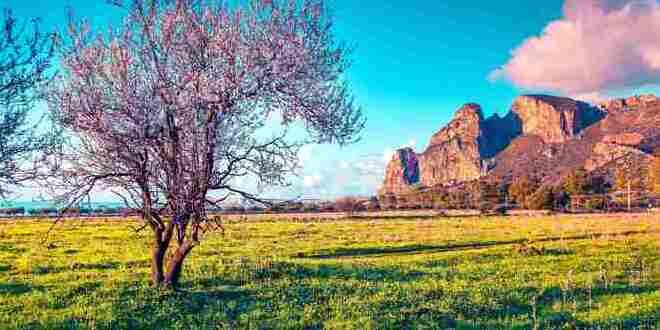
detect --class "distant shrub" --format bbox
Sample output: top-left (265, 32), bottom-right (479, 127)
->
top-left (366, 201), bottom-right (380, 212)
top-left (509, 176), bottom-right (539, 209)
top-left (227, 206), bottom-right (246, 214)
top-left (562, 167), bottom-right (589, 196)
top-left (584, 198), bottom-right (606, 211)
top-left (0, 207), bottom-right (25, 215)
top-left (334, 197), bottom-right (358, 212)
top-left (528, 186), bottom-right (555, 210)
top-left (302, 205), bottom-right (319, 213)
top-left (320, 204), bottom-right (335, 212)
top-left (247, 206), bottom-right (265, 213)
top-left (266, 204), bottom-right (284, 213)
top-left (28, 208), bottom-right (58, 216)
top-left (95, 207), bottom-right (120, 215)
top-left (119, 208), bottom-right (138, 217)
top-left (285, 202), bottom-right (304, 212)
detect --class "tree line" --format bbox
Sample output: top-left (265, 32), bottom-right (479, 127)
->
top-left (380, 153), bottom-right (660, 212)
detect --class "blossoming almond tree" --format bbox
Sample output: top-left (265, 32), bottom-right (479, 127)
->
top-left (47, 0), bottom-right (363, 288)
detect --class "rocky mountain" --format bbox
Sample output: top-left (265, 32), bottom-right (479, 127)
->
top-left (379, 94), bottom-right (660, 196)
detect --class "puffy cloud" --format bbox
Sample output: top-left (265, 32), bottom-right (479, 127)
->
top-left (287, 152), bottom-right (392, 199)
top-left (303, 173), bottom-right (323, 188)
top-left (261, 138), bottom-right (423, 199)
top-left (491, 0), bottom-right (660, 94)
top-left (569, 91), bottom-right (609, 104)
top-left (382, 148), bottom-right (395, 163)
top-left (402, 138), bottom-right (417, 149)
top-left (298, 144), bottom-right (316, 165)
top-left (563, 0), bottom-right (631, 19)
top-left (382, 138), bottom-right (418, 163)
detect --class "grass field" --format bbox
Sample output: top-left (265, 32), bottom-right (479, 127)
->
top-left (0, 214), bottom-right (659, 329)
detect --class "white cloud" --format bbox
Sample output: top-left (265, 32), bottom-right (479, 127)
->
top-left (303, 173), bottom-right (323, 188)
top-left (569, 91), bottom-right (609, 104)
top-left (267, 137), bottom-right (424, 199)
top-left (382, 148), bottom-right (395, 163)
top-left (402, 138), bottom-right (417, 149)
top-left (491, 0), bottom-right (660, 95)
top-left (382, 137), bottom-right (418, 163)
top-left (298, 144), bottom-right (316, 165)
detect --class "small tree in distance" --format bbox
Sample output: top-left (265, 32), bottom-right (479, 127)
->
top-left (649, 149), bottom-right (660, 195)
top-left (334, 196), bottom-right (360, 216)
top-left (562, 167), bottom-right (588, 196)
top-left (614, 155), bottom-right (645, 210)
top-left (46, 0), bottom-right (364, 289)
top-left (508, 176), bottom-right (538, 209)
top-left (614, 160), bottom-right (644, 192)
top-left (528, 185), bottom-right (554, 210)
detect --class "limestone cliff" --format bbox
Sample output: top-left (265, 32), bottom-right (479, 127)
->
top-left (379, 94), bottom-right (659, 196)
top-left (419, 104), bottom-right (484, 186)
top-left (585, 142), bottom-right (647, 171)
top-left (510, 95), bottom-right (603, 144)
top-left (599, 94), bottom-right (659, 112)
top-left (380, 148), bottom-right (420, 195)
top-left (379, 102), bottom-right (517, 195)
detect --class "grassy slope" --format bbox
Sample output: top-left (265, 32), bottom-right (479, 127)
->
top-left (0, 214), bottom-right (658, 329)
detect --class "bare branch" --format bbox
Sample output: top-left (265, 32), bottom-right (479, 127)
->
top-left (0, 8), bottom-right (57, 196)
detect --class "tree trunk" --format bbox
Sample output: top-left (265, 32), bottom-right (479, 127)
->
top-left (151, 242), bottom-right (168, 286)
top-left (163, 243), bottom-right (194, 289)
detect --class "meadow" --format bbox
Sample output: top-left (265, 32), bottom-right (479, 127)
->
top-left (0, 214), bottom-right (658, 329)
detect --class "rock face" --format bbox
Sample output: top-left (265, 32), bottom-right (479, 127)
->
top-left (510, 95), bottom-right (603, 144)
top-left (379, 94), bottom-right (659, 196)
top-left (419, 104), bottom-right (484, 187)
top-left (380, 148), bottom-right (420, 195)
top-left (599, 94), bottom-right (659, 112)
top-left (585, 142), bottom-right (645, 171)
top-left (380, 102), bottom-right (520, 195)
top-left (602, 133), bottom-right (645, 146)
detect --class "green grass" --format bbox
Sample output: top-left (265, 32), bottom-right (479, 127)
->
top-left (0, 214), bottom-right (659, 329)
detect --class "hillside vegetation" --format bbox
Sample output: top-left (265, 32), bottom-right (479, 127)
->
top-left (0, 215), bottom-right (659, 329)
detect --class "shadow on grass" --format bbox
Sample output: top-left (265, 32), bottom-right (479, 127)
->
top-left (300, 241), bottom-right (522, 259)
top-left (0, 243), bottom-right (26, 254)
top-left (438, 283), bottom-right (660, 329)
top-left (0, 281), bottom-right (44, 295)
top-left (299, 230), bottom-right (654, 259)
top-left (12, 258), bottom-right (660, 330)
top-left (61, 261), bottom-right (430, 329)
top-left (68, 261), bottom-right (121, 271)
top-left (537, 248), bottom-right (574, 257)
top-left (48, 282), bottom-right (103, 310)
top-left (195, 259), bottom-right (429, 288)
top-left (30, 284), bottom-right (254, 330)
top-left (534, 284), bottom-right (659, 330)
top-left (102, 284), bottom-right (254, 329)
top-left (27, 261), bottom-right (123, 276)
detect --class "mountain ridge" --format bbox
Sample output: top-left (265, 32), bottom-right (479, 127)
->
top-left (379, 94), bottom-right (660, 196)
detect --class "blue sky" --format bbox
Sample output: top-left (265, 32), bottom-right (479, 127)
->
top-left (6, 0), bottom-right (660, 201)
